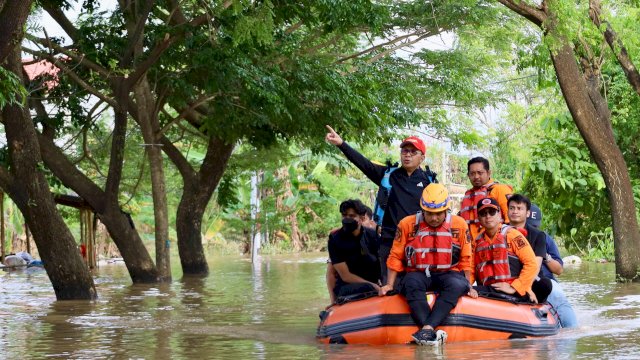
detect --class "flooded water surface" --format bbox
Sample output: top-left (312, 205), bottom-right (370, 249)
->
top-left (1, 254), bottom-right (639, 359)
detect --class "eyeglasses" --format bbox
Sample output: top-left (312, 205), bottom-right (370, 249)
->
top-left (478, 208), bottom-right (498, 217)
top-left (401, 148), bottom-right (421, 156)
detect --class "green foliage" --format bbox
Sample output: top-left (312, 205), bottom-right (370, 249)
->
top-left (567, 227), bottom-right (615, 262)
top-left (0, 67), bottom-right (27, 109)
top-left (21, 0), bottom-right (550, 254)
top-left (522, 113), bottom-right (612, 251)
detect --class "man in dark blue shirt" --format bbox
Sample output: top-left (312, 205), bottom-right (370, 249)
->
top-left (328, 199), bottom-right (381, 299)
top-left (325, 125), bottom-right (437, 281)
top-left (528, 204), bottom-right (578, 327)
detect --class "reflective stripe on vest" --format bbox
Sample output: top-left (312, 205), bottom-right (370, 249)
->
top-left (474, 224), bottom-right (521, 285)
top-left (405, 212), bottom-right (460, 271)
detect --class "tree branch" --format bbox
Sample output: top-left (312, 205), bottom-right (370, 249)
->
top-left (125, 13), bottom-right (209, 88)
top-left (495, 0), bottom-right (546, 28)
top-left (121, 0), bottom-right (156, 67)
top-left (337, 29), bottom-right (427, 63)
top-left (23, 47), bottom-right (118, 107)
top-left (158, 94), bottom-right (219, 136)
top-left (589, 0), bottom-right (640, 97)
top-left (42, 5), bottom-right (79, 41)
top-left (367, 32), bottom-right (433, 63)
top-left (160, 135), bottom-right (196, 181)
top-left (37, 133), bottom-right (108, 213)
top-left (26, 34), bottom-right (111, 77)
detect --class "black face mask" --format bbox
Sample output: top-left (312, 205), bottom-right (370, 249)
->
top-left (342, 217), bottom-right (359, 233)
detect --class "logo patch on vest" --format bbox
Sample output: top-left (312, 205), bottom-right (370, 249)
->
top-left (514, 235), bottom-right (527, 249)
top-left (417, 182), bottom-right (424, 187)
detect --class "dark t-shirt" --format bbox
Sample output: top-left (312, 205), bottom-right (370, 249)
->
top-left (328, 227), bottom-right (381, 284)
top-left (524, 223), bottom-right (547, 276)
top-left (337, 142), bottom-right (437, 244)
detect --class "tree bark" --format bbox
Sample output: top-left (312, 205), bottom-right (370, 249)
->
top-left (498, 0), bottom-right (640, 281)
top-left (0, 1), bottom-right (32, 61)
top-left (550, 44), bottom-right (640, 281)
top-left (39, 136), bottom-right (160, 282)
top-left (135, 77), bottom-right (171, 282)
top-left (163, 135), bottom-right (234, 275)
top-left (1, 49), bottom-right (97, 300)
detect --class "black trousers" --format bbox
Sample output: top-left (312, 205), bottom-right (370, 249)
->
top-left (401, 270), bottom-right (469, 329)
top-left (474, 277), bottom-right (553, 303)
top-left (378, 242), bottom-right (391, 284)
top-left (334, 281), bottom-right (376, 298)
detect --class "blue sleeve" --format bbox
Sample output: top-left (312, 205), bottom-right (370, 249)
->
top-left (337, 142), bottom-right (386, 186)
top-left (545, 234), bottom-right (563, 266)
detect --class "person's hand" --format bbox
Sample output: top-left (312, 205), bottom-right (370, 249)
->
top-left (491, 282), bottom-right (516, 295)
top-left (325, 125), bottom-right (343, 146)
top-left (467, 288), bottom-right (478, 298)
top-left (527, 289), bottom-right (538, 304)
top-left (379, 284), bottom-right (393, 296)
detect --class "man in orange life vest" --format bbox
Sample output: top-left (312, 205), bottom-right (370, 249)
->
top-left (469, 197), bottom-right (542, 302)
top-left (459, 157), bottom-right (513, 240)
top-left (379, 184), bottom-right (472, 346)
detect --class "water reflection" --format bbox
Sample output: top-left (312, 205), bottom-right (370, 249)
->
top-left (0, 254), bottom-right (639, 359)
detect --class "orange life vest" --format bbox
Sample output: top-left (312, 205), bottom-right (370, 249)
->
top-left (405, 212), bottom-right (460, 272)
top-left (459, 181), bottom-right (499, 226)
top-left (474, 225), bottom-right (523, 286)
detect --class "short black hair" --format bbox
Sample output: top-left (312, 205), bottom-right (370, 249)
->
top-left (467, 157), bottom-right (490, 172)
top-left (363, 205), bottom-right (373, 219)
top-left (508, 193), bottom-right (531, 211)
top-left (339, 199), bottom-right (367, 216)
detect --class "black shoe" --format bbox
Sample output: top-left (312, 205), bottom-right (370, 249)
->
top-left (411, 328), bottom-right (447, 346)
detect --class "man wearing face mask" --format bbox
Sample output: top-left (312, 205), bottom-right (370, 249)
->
top-left (328, 199), bottom-right (382, 300)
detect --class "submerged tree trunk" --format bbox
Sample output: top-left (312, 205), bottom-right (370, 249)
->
top-left (550, 45), bottom-right (640, 281)
top-left (37, 119), bottom-right (159, 283)
top-left (497, 0), bottom-right (640, 281)
top-left (1, 49), bottom-right (96, 300)
top-left (135, 78), bottom-right (171, 282)
top-left (164, 135), bottom-right (234, 275)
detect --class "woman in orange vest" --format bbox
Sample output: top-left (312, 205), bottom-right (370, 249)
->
top-left (379, 183), bottom-right (473, 346)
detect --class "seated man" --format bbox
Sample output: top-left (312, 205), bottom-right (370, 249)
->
top-left (470, 197), bottom-right (550, 303)
top-left (528, 204), bottom-right (578, 327)
top-left (507, 194), bottom-right (553, 303)
top-left (328, 199), bottom-right (381, 300)
top-left (379, 184), bottom-right (472, 346)
top-left (326, 205), bottom-right (377, 303)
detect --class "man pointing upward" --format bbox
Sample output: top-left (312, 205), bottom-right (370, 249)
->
top-left (325, 125), bottom-right (437, 280)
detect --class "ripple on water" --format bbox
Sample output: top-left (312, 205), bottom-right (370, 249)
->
top-left (1, 254), bottom-right (640, 359)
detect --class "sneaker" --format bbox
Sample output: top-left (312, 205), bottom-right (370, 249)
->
top-left (411, 328), bottom-right (448, 346)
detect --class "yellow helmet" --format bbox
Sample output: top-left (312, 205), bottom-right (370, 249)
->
top-left (420, 183), bottom-right (450, 212)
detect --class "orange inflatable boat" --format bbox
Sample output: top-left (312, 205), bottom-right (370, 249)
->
top-left (317, 292), bottom-right (560, 345)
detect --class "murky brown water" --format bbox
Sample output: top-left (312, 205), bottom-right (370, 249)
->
top-left (1, 253), bottom-right (639, 359)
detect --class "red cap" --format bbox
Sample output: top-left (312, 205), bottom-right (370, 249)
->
top-left (399, 136), bottom-right (426, 154)
top-left (476, 197), bottom-right (499, 212)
